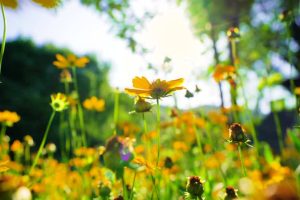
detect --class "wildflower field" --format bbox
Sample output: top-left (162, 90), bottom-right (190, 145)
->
top-left (1, 0), bottom-right (300, 200)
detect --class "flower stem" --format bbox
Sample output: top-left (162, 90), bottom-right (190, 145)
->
top-left (113, 89), bottom-right (120, 134)
top-left (0, 123), bottom-right (6, 144)
top-left (129, 171), bottom-right (137, 200)
top-left (29, 111), bottom-right (56, 174)
top-left (156, 99), bottom-right (160, 167)
top-left (273, 111), bottom-right (284, 154)
top-left (71, 67), bottom-right (86, 146)
top-left (238, 143), bottom-right (247, 177)
top-left (0, 4), bottom-right (7, 80)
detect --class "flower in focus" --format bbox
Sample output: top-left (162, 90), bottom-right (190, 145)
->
top-left (0, 0), bottom-right (18, 9)
top-left (0, 110), bottom-right (21, 127)
top-left (53, 53), bottom-right (89, 69)
top-left (50, 93), bottom-right (69, 112)
top-left (125, 76), bottom-right (185, 99)
top-left (31, 0), bottom-right (60, 8)
top-left (213, 65), bottom-right (236, 83)
top-left (83, 96), bottom-right (105, 112)
top-left (227, 27), bottom-right (240, 40)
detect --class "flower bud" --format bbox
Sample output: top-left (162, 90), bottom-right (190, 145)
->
top-left (134, 97), bottom-right (151, 113)
top-left (224, 186), bottom-right (238, 200)
top-left (186, 176), bottom-right (204, 199)
top-left (229, 123), bottom-right (247, 143)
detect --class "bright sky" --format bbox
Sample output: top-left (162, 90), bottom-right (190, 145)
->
top-left (5, 0), bottom-right (228, 109)
top-left (7, 0), bottom-right (292, 113)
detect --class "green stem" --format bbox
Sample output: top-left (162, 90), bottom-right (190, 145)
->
top-left (142, 113), bottom-right (150, 158)
top-left (122, 175), bottom-right (128, 200)
top-left (156, 99), bottom-right (161, 167)
top-left (129, 171), bottom-right (137, 200)
top-left (71, 67), bottom-right (86, 146)
top-left (29, 111), bottom-right (56, 174)
top-left (0, 123), bottom-right (6, 144)
top-left (151, 174), bottom-right (159, 200)
top-left (0, 4), bottom-right (7, 79)
top-left (238, 144), bottom-right (247, 177)
top-left (273, 111), bottom-right (284, 154)
top-left (113, 89), bottom-right (120, 134)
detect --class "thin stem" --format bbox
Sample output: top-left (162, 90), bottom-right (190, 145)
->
top-left (156, 99), bottom-right (160, 167)
top-left (71, 67), bottom-right (86, 146)
top-left (273, 111), bottom-right (284, 154)
top-left (122, 175), bottom-right (128, 200)
top-left (151, 174), bottom-right (159, 200)
top-left (113, 89), bottom-right (120, 134)
top-left (142, 113), bottom-right (150, 159)
top-left (29, 111), bottom-right (56, 174)
top-left (129, 171), bottom-right (137, 200)
top-left (238, 144), bottom-right (247, 177)
top-left (0, 123), bottom-right (6, 144)
top-left (0, 4), bottom-right (7, 79)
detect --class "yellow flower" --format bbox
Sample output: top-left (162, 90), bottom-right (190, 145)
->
top-left (213, 65), bottom-right (236, 82)
top-left (83, 96), bottom-right (105, 112)
top-left (0, 159), bottom-right (9, 173)
top-left (31, 0), bottom-right (60, 8)
top-left (50, 93), bottom-right (69, 112)
top-left (0, 110), bottom-right (21, 126)
top-left (0, 0), bottom-right (18, 9)
top-left (125, 76), bottom-right (185, 99)
top-left (11, 140), bottom-right (23, 153)
top-left (53, 54), bottom-right (89, 69)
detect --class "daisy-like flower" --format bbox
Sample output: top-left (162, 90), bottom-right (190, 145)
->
top-left (53, 54), bottom-right (89, 69)
top-left (125, 76), bottom-right (185, 99)
top-left (50, 93), bottom-right (69, 112)
top-left (31, 0), bottom-right (60, 8)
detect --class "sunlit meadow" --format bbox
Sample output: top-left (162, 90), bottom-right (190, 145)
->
top-left (1, 0), bottom-right (300, 200)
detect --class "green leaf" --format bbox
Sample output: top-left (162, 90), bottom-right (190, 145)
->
top-left (263, 143), bottom-right (274, 164)
top-left (288, 129), bottom-right (300, 153)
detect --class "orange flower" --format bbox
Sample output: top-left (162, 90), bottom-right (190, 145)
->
top-left (0, 0), bottom-right (18, 9)
top-left (0, 110), bottom-right (20, 126)
top-left (53, 54), bottom-right (89, 69)
top-left (213, 65), bottom-right (235, 82)
top-left (125, 76), bottom-right (185, 99)
top-left (83, 96), bottom-right (105, 112)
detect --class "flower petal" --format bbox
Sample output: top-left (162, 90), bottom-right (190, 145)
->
top-left (166, 78), bottom-right (184, 88)
top-left (132, 76), bottom-right (151, 89)
top-left (124, 88), bottom-right (151, 96)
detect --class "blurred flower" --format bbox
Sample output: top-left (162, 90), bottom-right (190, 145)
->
top-left (228, 123), bottom-right (252, 147)
top-left (125, 76), bottom-right (185, 99)
top-left (224, 186), bottom-right (238, 200)
top-left (12, 186), bottom-right (32, 200)
top-left (50, 93), bottom-right (69, 112)
top-left (0, 0), bottom-right (18, 9)
top-left (23, 135), bottom-right (34, 147)
top-left (0, 159), bottom-right (9, 173)
top-left (279, 9), bottom-right (293, 22)
top-left (53, 54), bottom-right (89, 69)
top-left (83, 96), bottom-right (105, 112)
top-left (213, 65), bottom-right (236, 83)
top-left (31, 0), bottom-right (60, 8)
top-left (227, 27), bottom-right (240, 40)
top-left (11, 140), bottom-right (23, 154)
top-left (46, 143), bottom-right (56, 153)
top-left (133, 156), bottom-right (155, 174)
top-left (60, 69), bottom-right (72, 83)
top-left (133, 97), bottom-right (152, 113)
top-left (185, 176), bottom-right (204, 200)
top-left (0, 110), bottom-right (20, 127)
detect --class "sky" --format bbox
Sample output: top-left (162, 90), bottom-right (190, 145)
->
top-left (5, 0), bottom-right (294, 114)
top-left (4, 0), bottom-right (230, 109)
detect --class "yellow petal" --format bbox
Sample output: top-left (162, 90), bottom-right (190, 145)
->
top-left (53, 61), bottom-right (68, 69)
top-left (124, 88), bottom-right (151, 96)
top-left (55, 54), bottom-right (67, 62)
top-left (132, 76), bottom-right (151, 89)
top-left (75, 57), bottom-right (89, 68)
top-left (0, 0), bottom-right (18, 9)
top-left (166, 78), bottom-right (184, 88)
